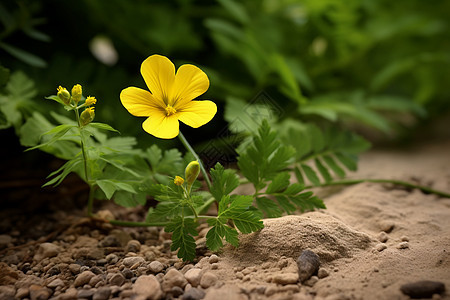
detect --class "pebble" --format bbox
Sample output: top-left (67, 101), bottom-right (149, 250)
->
top-left (132, 275), bottom-right (163, 300)
top-left (109, 273), bottom-right (125, 286)
top-left (47, 278), bottom-right (65, 288)
top-left (184, 268), bottom-right (203, 287)
top-left (235, 272), bottom-right (244, 279)
top-left (105, 253), bottom-right (119, 264)
top-left (163, 269), bottom-right (188, 291)
top-left (401, 235), bottom-right (410, 242)
top-left (377, 231), bottom-right (389, 243)
top-left (68, 263), bottom-right (81, 274)
top-left (122, 268), bottom-right (134, 279)
top-left (400, 280), bottom-right (445, 298)
top-left (297, 249), bottom-right (320, 283)
top-left (89, 275), bottom-right (104, 287)
top-left (397, 242), bottom-right (410, 249)
top-left (126, 240), bottom-right (141, 253)
top-left (182, 287), bottom-right (206, 300)
top-left (33, 243), bottom-right (60, 261)
top-left (273, 273), bottom-right (299, 285)
top-left (304, 275), bottom-right (319, 287)
top-left (0, 285), bottom-right (16, 299)
top-left (29, 284), bottom-right (51, 300)
top-left (74, 271), bottom-right (96, 287)
top-left (318, 268), bottom-right (329, 279)
top-left (149, 261), bottom-right (164, 273)
top-left (379, 221), bottom-right (395, 233)
top-left (208, 254), bottom-right (219, 264)
top-left (16, 287), bottom-right (29, 298)
top-left (123, 256), bottom-right (145, 267)
top-left (200, 271), bottom-right (218, 288)
top-left (375, 243), bottom-right (387, 252)
top-left (170, 286), bottom-right (185, 297)
top-left (78, 289), bottom-right (95, 298)
top-left (60, 287), bottom-right (77, 300)
top-left (93, 286), bottom-right (111, 300)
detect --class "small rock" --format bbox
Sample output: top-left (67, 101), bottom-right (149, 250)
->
top-left (68, 263), bottom-right (81, 274)
top-left (182, 287), bottom-right (206, 300)
top-left (400, 280), bottom-right (445, 299)
top-left (297, 249), bottom-right (320, 283)
top-left (60, 287), bottom-right (77, 300)
top-left (200, 272), bottom-right (218, 289)
top-left (33, 243), bottom-right (60, 262)
top-left (375, 243), bottom-right (387, 252)
top-left (397, 242), bottom-right (410, 249)
top-left (0, 234), bottom-right (12, 248)
top-left (235, 272), bottom-right (244, 279)
top-left (74, 271), bottom-right (96, 287)
top-left (29, 284), bottom-right (51, 300)
top-left (401, 235), bottom-right (410, 242)
top-left (377, 232), bottom-right (389, 243)
top-left (90, 266), bottom-right (103, 275)
top-left (47, 278), bottom-right (65, 289)
top-left (318, 268), bottom-right (329, 279)
top-left (379, 221), bottom-right (395, 233)
top-left (77, 289), bottom-right (95, 299)
top-left (265, 286), bottom-right (279, 297)
top-left (132, 275), bottom-right (163, 300)
top-left (109, 273), bottom-right (125, 286)
top-left (97, 258), bottom-right (107, 266)
top-left (99, 235), bottom-right (121, 247)
top-left (0, 262), bottom-right (19, 285)
top-left (105, 254), bottom-right (119, 264)
top-left (16, 287), bottom-right (29, 298)
top-left (123, 256), bottom-right (145, 268)
top-left (89, 275), bottom-right (103, 287)
top-left (93, 287), bottom-right (111, 300)
top-left (0, 285), bottom-right (15, 299)
top-left (208, 254), bottom-right (219, 264)
top-left (163, 269), bottom-right (188, 291)
top-left (273, 273), bottom-right (299, 285)
top-left (126, 240), bottom-right (141, 253)
top-left (304, 275), bottom-right (319, 287)
top-left (122, 268), bottom-right (134, 279)
top-left (184, 268), bottom-right (203, 287)
top-left (170, 286), bottom-right (184, 297)
top-left (148, 261), bottom-right (164, 273)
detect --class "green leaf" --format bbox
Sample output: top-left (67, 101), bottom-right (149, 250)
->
top-left (165, 217), bottom-right (198, 261)
top-left (335, 153), bottom-right (358, 171)
top-left (0, 42), bottom-right (47, 68)
top-left (323, 155), bottom-right (345, 178)
top-left (315, 158), bottom-right (332, 183)
top-left (266, 172), bottom-right (290, 194)
top-left (96, 179), bottom-right (136, 200)
top-left (88, 122), bottom-right (120, 133)
top-left (294, 166), bottom-right (305, 186)
top-left (43, 158), bottom-right (83, 187)
top-left (206, 219), bottom-right (239, 251)
top-left (301, 164), bottom-right (320, 186)
top-left (256, 196), bottom-right (282, 218)
top-left (45, 95), bottom-right (67, 106)
top-left (210, 163), bottom-right (240, 202)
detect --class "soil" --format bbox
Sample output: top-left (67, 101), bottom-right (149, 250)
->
top-left (0, 135), bottom-right (449, 300)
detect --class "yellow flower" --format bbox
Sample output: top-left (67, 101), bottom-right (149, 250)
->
top-left (85, 96), bottom-right (97, 106)
top-left (120, 54), bottom-right (217, 139)
top-left (80, 107), bottom-right (95, 126)
top-left (57, 86), bottom-right (70, 105)
top-left (174, 176), bottom-right (184, 186)
top-left (72, 84), bottom-right (83, 104)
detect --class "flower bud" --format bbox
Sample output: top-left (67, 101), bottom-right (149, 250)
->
top-left (57, 86), bottom-right (71, 105)
top-left (80, 107), bottom-right (95, 126)
top-left (72, 84), bottom-right (82, 104)
top-left (185, 161), bottom-right (200, 186)
top-left (174, 176), bottom-right (184, 186)
top-left (85, 96), bottom-right (97, 106)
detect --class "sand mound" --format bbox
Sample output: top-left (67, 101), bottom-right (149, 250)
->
top-left (224, 212), bottom-right (374, 264)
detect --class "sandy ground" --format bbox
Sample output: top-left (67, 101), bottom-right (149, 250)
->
top-left (209, 141), bottom-right (450, 300)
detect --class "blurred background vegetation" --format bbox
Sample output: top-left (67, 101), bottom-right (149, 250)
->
top-left (1, 0), bottom-right (449, 150)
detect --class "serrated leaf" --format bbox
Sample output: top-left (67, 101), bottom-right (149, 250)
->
top-left (294, 166), bottom-right (305, 185)
top-left (233, 211), bottom-right (264, 233)
top-left (210, 163), bottom-right (240, 202)
top-left (256, 196), bottom-right (282, 218)
top-left (335, 153), bottom-right (358, 171)
top-left (166, 217), bottom-right (198, 261)
top-left (323, 155), bottom-right (345, 178)
top-left (301, 164), bottom-right (321, 186)
top-left (206, 219), bottom-right (239, 251)
top-left (43, 158), bottom-right (82, 187)
top-left (266, 172), bottom-right (290, 194)
top-left (315, 158), bottom-right (332, 182)
top-left (275, 195), bottom-right (296, 214)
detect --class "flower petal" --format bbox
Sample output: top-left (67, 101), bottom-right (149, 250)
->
top-left (142, 108), bottom-right (180, 139)
top-left (120, 87), bottom-right (163, 116)
top-left (177, 100), bottom-right (217, 128)
top-left (172, 64), bottom-right (209, 109)
top-left (141, 55), bottom-right (175, 105)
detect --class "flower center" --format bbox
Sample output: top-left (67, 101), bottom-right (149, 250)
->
top-left (165, 105), bottom-right (177, 116)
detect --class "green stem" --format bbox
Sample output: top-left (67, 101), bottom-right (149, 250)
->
top-left (178, 131), bottom-right (212, 190)
top-left (75, 108), bottom-right (94, 216)
top-left (305, 178), bottom-right (450, 198)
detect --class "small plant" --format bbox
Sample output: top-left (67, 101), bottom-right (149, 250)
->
top-left (25, 54), bottom-right (450, 261)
